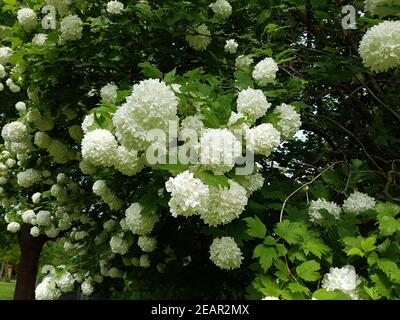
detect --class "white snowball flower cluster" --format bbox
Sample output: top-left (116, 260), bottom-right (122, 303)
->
top-left (22, 210), bottom-right (36, 224)
top-left (210, 0), bottom-right (232, 19)
top-left (235, 55), bottom-right (254, 70)
top-left (35, 277), bottom-right (61, 300)
top-left (113, 79), bottom-right (178, 150)
top-left (100, 83), bottom-right (118, 103)
top-left (81, 279), bottom-right (94, 296)
top-left (125, 202), bottom-right (159, 235)
top-left (60, 15), bottom-right (83, 41)
top-left (165, 171), bottom-right (210, 217)
top-left (237, 88), bottom-right (271, 122)
top-left (17, 8), bottom-right (38, 32)
top-left (262, 296), bottom-right (280, 300)
top-left (32, 33), bottom-right (48, 46)
top-left (224, 39), bottom-right (238, 54)
top-left (342, 191), bottom-right (376, 214)
top-left (82, 129), bottom-right (118, 167)
top-left (209, 237), bottom-right (243, 270)
top-left (180, 115), bottom-right (205, 134)
top-left (81, 114), bottom-right (95, 134)
top-left (308, 199), bottom-right (342, 222)
top-left (17, 169), bottom-right (42, 188)
top-left (200, 129), bottom-right (242, 175)
top-left (7, 222), bottom-right (21, 233)
top-left (186, 24), bottom-right (212, 51)
top-left (201, 180), bottom-right (248, 226)
top-left (273, 103), bottom-right (302, 139)
top-left (114, 146), bottom-right (143, 176)
top-left (92, 180), bottom-right (123, 211)
top-left (1, 121), bottom-right (28, 143)
top-left (110, 235), bottom-right (130, 254)
top-left (107, 1), bottom-right (124, 15)
top-left (359, 21), bottom-right (400, 73)
top-left (15, 102), bottom-right (26, 113)
top-left (30, 226), bottom-right (40, 237)
top-left (322, 265), bottom-right (361, 300)
top-left (0, 47), bottom-right (13, 65)
top-left (0, 64), bottom-right (6, 78)
top-left (138, 236), bottom-right (157, 252)
top-left (36, 210), bottom-right (51, 226)
top-left (6, 78), bottom-right (21, 93)
top-left (252, 57), bottom-right (279, 86)
top-left (240, 172), bottom-right (265, 195)
top-left (246, 124), bottom-right (281, 156)
top-left (55, 272), bottom-right (75, 292)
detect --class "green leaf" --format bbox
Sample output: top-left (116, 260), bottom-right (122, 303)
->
top-left (274, 220), bottom-right (308, 244)
top-left (253, 245), bottom-right (277, 272)
top-left (244, 216), bottom-right (267, 239)
top-left (347, 248), bottom-right (364, 257)
top-left (164, 68), bottom-right (176, 83)
top-left (375, 202), bottom-right (400, 217)
top-left (376, 259), bottom-right (400, 283)
top-left (288, 283), bottom-right (310, 295)
top-left (312, 289), bottom-right (351, 300)
top-left (296, 260), bottom-right (321, 282)
top-left (302, 238), bottom-right (331, 259)
top-left (196, 171), bottom-right (229, 188)
top-left (158, 163), bottom-right (190, 174)
top-left (138, 62), bottom-right (163, 78)
top-left (234, 70), bottom-right (254, 90)
top-left (360, 236), bottom-right (377, 253)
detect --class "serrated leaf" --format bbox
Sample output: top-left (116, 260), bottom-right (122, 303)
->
top-left (301, 238), bottom-right (330, 258)
top-left (138, 62), bottom-right (163, 78)
top-left (245, 216), bottom-right (267, 239)
top-left (296, 260), bottom-right (320, 282)
top-left (288, 283), bottom-right (310, 295)
top-left (274, 220), bottom-right (308, 244)
top-left (253, 245), bottom-right (277, 272)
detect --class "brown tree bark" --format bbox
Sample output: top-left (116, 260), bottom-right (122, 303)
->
top-left (13, 224), bottom-right (47, 300)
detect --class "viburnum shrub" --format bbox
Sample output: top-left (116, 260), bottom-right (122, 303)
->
top-left (0, 0), bottom-right (399, 300)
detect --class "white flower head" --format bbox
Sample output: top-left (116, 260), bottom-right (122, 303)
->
top-left (237, 88), bottom-right (271, 122)
top-left (17, 8), bottom-right (38, 32)
top-left (125, 203), bottom-right (159, 235)
top-left (107, 1), bottom-right (124, 15)
top-left (60, 15), bottom-right (83, 41)
top-left (81, 129), bottom-right (118, 167)
top-left (100, 83), bottom-right (118, 103)
top-left (308, 199), bottom-right (342, 222)
top-left (110, 235), bottom-right (130, 255)
top-left (273, 103), bottom-right (302, 139)
top-left (186, 24), bottom-right (212, 51)
top-left (209, 237), bottom-right (243, 270)
top-left (32, 33), bottom-right (48, 46)
top-left (1, 121), bottom-right (28, 143)
top-left (0, 47), bottom-right (13, 65)
top-left (165, 170), bottom-right (210, 218)
top-left (7, 222), bottom-right (21, 233)
top-left (199, 128), bottom-right (242, 175)
top-left (35, 277), bottom-right (61, 300)
top-left (113, 79), bottom-right (178, 150)
top-left (359, 21), bottom-right (400, 73)
top-left (235, 55), bottom-right (254, 70)
top-left (246, 124), bottom-right (281, 156)
top-left (210, 0), bottom-right (232, 19)
top-left (322, 265), bottom-right (361, 300)
top-left (138, 236), bottom-right (157, 252)
top-left (200, 180), bottom-right (248, 226)
top-left (252, 57), bottom-right (279, 86)
top-left (342, 191), bottom-right (376, 214)
top-left (224, 39), bottom-right (238, 54)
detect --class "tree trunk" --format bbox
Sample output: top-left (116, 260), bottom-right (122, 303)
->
top-left (13, 225), bottom-right (47, 300)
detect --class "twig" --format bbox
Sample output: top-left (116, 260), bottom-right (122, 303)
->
top-left (279, 161), bottom-right (344, 222)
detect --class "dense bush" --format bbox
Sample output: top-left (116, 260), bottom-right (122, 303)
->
top-left (0, 0), bottom-right (399, 300)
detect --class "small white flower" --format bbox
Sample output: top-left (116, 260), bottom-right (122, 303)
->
top-left (209, 237), bottom-right (243, 270)
top-left (107, 1), bottom-right (124, 15)
top-left (210, 0), bottom-right (232, 19)
top-left (322, 265), bottom-right (361, 300)
top-left (224, 39), bottom-right (238, 54)
top-left (186, 24), bottom-right (212, 51)
top-left (7, 222), bottom-right (21, 233)
top-left (342, 191), bottom-right (376, 214)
